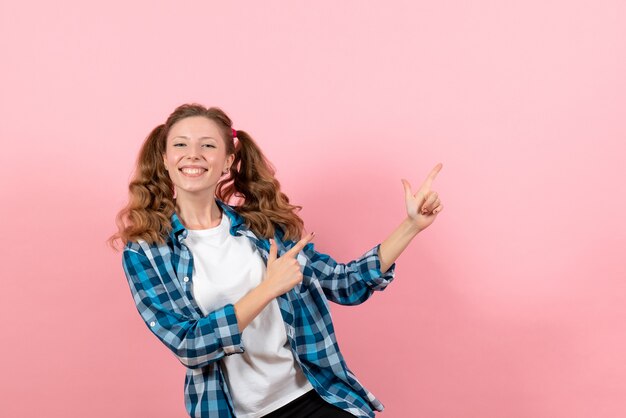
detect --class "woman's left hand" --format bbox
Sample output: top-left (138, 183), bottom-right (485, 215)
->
top-left (401, 163), bottom-right (444, 233)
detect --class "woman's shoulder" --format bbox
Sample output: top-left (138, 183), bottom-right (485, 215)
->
top-left (124, 240), bottom-right (144, 253)
top-left (123, 237), bottom-right (171, 256)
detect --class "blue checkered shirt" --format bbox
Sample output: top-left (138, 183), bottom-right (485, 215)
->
top-left (122, 199), bottom-right (396, 417)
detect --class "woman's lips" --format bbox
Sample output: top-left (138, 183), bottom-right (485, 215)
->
top-left (179, 167), bottom-right (207, 177)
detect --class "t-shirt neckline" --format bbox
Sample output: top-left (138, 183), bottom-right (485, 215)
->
top-left (185, 213), bottom-right (229, 237)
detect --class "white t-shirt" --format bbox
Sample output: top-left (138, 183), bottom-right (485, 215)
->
top-left (183, 213), bottom-right (313, 418)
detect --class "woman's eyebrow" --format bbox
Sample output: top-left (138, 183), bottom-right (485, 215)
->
top-left (172, 135), bottom-right (217, 140)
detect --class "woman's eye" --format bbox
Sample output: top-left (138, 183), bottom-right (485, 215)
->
top-left (172, 143), bottom-right (214, 148)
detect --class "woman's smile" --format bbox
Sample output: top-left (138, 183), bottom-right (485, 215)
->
top-left (179, 166), bottom-right (208, 177)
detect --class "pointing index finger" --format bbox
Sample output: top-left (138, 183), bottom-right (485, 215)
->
top-left (419, 162), bottom-right (443, 191)
top-left (285, 232), bottom-right (316, 258)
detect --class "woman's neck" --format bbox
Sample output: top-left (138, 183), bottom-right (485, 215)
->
top-left (175, 193), bottom-right (222, 230)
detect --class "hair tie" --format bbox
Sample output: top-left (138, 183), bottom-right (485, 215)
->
top-left (232, 128), bottom-right (237, 138)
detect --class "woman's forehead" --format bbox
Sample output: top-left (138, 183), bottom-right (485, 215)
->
top-left (168, 116), bottom-right (223, 139)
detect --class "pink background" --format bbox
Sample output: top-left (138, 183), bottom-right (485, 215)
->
top-left (1, 1), bottom-right (625, 417)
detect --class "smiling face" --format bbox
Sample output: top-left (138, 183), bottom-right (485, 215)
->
top-left (162, 116), bottom-right (234, 199)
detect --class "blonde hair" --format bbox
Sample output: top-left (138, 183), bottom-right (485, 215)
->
top-left (108, 103), bottom-right (304, 250)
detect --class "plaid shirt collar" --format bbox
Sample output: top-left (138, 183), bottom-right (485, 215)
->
top-left (169, 198), bottom-right (246, 244)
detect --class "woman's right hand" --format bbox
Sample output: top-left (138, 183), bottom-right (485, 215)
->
top-left (263, 232), bottom-right (316, 298)
top-left (233, 232), bottom-right (316, 332)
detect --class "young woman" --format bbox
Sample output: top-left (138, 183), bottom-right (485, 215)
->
top-left (110, 103), bottom-right (443, 418)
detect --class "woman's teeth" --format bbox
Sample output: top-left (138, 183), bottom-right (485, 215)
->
top-left (180, 168), bottom-right (206, 176)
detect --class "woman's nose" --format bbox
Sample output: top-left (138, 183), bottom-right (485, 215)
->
top-left (186, 144), bottom-right (202, 159)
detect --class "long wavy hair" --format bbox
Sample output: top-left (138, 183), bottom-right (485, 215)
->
top-left (108, 103), bottom-right (304, 249)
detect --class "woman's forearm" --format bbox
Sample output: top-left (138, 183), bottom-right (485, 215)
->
top-left (233, 282), bottom-right (274, 332)
top-left (378, 217), bottom-right (421, 273)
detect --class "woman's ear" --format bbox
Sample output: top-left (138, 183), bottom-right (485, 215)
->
top-left (226, 153), bottom-right (235, 169)
top-left (163, 153), bottom-right (168, 171)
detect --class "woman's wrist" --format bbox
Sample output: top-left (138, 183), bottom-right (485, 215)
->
top-left (378, 217), bottom-right (421, 273)
top-left (256, 279), bottom-right (278, 301)
top-left (402, 216), bottom-right (422, 237)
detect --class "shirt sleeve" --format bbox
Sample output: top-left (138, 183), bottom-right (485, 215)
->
top-left (122, 247), bottom-right (245, 369)
top-left (300, 242), bottom-right (397, 305)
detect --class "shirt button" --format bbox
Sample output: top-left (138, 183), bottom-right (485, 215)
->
top-left (150, 321), bottom-right (156, 327)
top-left (183, 277), bottom-right (189, 283)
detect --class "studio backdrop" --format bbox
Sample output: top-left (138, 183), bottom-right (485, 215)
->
top-left (1, 1), bottom-right (625, 417)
